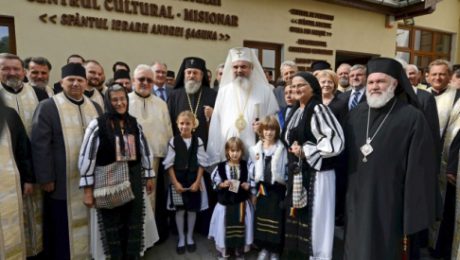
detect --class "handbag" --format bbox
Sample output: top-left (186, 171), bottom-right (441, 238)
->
top-left (170, 185), bottom-right (184, 207)
top-left (93, 161), bottom-right (135, 209)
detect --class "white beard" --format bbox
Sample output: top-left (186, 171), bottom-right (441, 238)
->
top-left (185, 79), bottom-right (202, 94)
top-left (366, 85), bottom-right (396, 108)
top-left (233, 76), bottom-right (251, 90)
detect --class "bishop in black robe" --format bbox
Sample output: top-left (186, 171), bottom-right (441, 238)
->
top-left (343, 58), bottom-right (438, 260)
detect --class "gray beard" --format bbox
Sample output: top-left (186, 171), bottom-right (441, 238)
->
top-left (5, 77), bottom-right (23, 90)
top-left (233, 76), bottom-right (251, 90)
top-left (366, 86), bottom-right (396, 108)
top-left (30, 79), bottom-right (48, 89)
top-left (185, 80), bottom-right (202, 94)
top-left (339, 78), bottom-right (349, 87)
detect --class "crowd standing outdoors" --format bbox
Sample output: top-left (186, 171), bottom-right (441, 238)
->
top-left (1, 47), bottom-right (460, 260)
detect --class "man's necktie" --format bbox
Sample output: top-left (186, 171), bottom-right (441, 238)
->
top-left (158, 88), bottom-right (166, 101)
top-left (349, 91), bottom-right (360, 110)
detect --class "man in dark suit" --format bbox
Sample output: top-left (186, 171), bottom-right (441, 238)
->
top-left (152, 61), bottom-right (172, 102)
top-left (336, 64), bottom-right (367, 118)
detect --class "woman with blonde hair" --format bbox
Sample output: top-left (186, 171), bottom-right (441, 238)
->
top-left (316, 70), bottom-right (344, 122)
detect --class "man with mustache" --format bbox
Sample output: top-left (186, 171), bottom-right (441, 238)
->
top-left (343, 58), bottom-right (437, 260)
top-left (0, 53), bottom-right (49, 259)
top-left (24, 56), bottom-right (56, 97)
top-left (83, 60), bottom-right (106, 110)
top-left (31, 63), bottom-right (102, 259)
top-left (207, 47), bottom-right (279, 165)
top-left (128, 64), bottom-right (172, 243)
top-left (168, 57), bottom-right (216, 145)
top-left (336, 63), bottom-right (351, 93)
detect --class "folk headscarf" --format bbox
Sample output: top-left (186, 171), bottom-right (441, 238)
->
top-left (101, 84), bottom-right (136, 157)
top-left (292, 71), bottom-right (323, 103)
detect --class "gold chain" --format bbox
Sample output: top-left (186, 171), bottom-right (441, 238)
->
top-left (186, 89), bottom-right (203, 118)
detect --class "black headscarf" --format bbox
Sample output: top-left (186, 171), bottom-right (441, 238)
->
top-left (292, 71), bottom-right (322, 103)
top-left (367, 57), bottom-right (420, 109)
top-left (174, 57), bottom-right (210, 89)
top-left (101, 84), bottom-right (136, 157)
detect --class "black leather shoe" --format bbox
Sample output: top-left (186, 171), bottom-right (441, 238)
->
top-left (176, 245), bottom-right (186, 255)
top-left (186, 243), bottom-right (197, 253)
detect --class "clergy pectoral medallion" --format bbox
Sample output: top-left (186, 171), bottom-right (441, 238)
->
top-left (360, 140), bottom-right (373, 163)
top-left (235, 114), bottom-right (247, 132)
top-left (194, 116), bottom-right (200, 129)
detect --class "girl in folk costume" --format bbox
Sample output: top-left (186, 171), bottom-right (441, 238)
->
top-left (249, 115), bottom-right (288, 260)
top-left (282, 72), bottom-right (344, 260)
top-left (209, 137), bottom-right (254, 260)
top-left (163, 110), bottom-right (209, 255)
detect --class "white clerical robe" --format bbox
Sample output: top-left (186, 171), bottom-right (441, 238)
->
top-left (207, 82), bottom-right (279, 165)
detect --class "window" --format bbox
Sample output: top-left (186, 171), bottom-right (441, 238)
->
top-left (243, 41), bottom-right (282, 82)
top-left (0, 16), bottom-right (16, 54)
top-left (396, 25), bottom-right (452, 68)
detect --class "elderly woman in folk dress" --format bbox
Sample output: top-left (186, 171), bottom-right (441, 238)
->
top-left (79, 84), bottom-right (158, 259)
top-left (282, 72), bottom-right (344, 260)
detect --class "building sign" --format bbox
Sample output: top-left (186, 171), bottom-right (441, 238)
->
top-left (287, 8), bottom-right (335, 70)
top-left (26, 0), bottom-right (238, 41)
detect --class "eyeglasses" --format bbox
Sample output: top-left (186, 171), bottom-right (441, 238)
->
top-left (136, 77), bottom-right (154, 83)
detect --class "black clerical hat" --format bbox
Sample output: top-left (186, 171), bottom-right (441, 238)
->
top-left (367, 57), bottom-right (420, 108)
top-left (167, 70), bottom-right (175, 78)
top-left (61, 63), bottom-right (86, 79)
top-left (174, 57), bottom-right (210, 89)
top-left (311, 60), bottom-right (331, 72)
top-left (114, 69), bottom-right (130, 80)
top-left (184, 57), bottom-right (206, 71)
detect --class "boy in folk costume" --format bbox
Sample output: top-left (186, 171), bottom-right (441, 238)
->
top-left (209, 137), bottom-right (254, 260)
top-left (249, 115), bottom-right (288, 260)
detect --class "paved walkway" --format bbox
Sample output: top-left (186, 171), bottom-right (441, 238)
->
top-left (143, 227), bottom-right (436, 260)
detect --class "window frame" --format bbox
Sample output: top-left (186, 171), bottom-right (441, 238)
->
top-left (396, 24), bottom-right (452, 68)
top-left (0, 16), bottom-right (16, 54)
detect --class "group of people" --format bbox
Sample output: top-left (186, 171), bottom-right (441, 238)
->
top-left (0, 45), bottom-right (459, 260)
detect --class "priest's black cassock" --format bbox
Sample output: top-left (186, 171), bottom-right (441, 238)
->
top-left (168, 89), bottom-right (216, 145)
top-left (343, 58), bottom-right (437, 260)
top-left (167, 58), bottom-right (217, 146)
